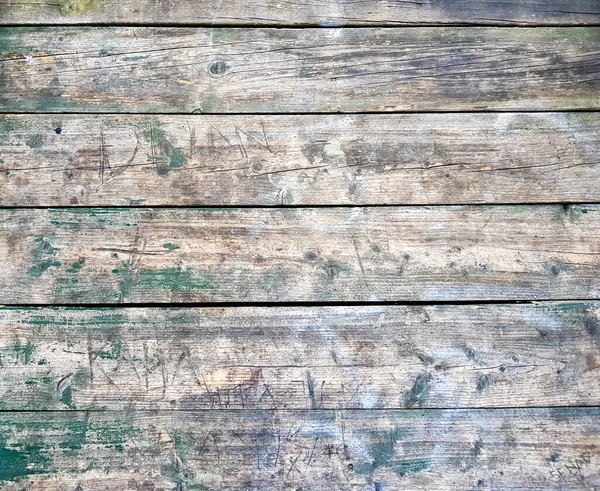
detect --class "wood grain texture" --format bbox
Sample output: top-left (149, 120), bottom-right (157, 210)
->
top-left (2, 0), bottom-right (600, 26)
top-left (0, 408), bottom-right (598, 490)
top-left (2, 112), bottom-right (600, 206)
top-left (1, 205), bottom-right (599, 303)
top-left (1, 303), bottom-right (599, 410)
top-left (1, 27), bottom-right (599, 113)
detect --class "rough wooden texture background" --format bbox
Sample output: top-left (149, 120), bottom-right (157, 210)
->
top-left (1, 112), bottom-right (599, 206)
top-left (1, 27), bottom-right (600, 113)
top-left (0, 303), bottom-right (598, 410)
top-left (0, 408), bottom-right (598, 490)
top-left (1, 1), bottom-right (600, 489)
top-left (1, 205), bottom-right (599, 303)
top-left (2, 0), bottom-right (600, 25)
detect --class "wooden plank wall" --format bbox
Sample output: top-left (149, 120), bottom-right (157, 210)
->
top-left (0, 1), bottom-right (599, 490)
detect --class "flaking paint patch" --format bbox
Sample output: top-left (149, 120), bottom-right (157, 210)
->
top-left (354, 426), bottom-right (430, 477)
top-left (112, 265), bottom-right (215, 298)
top-left (28, 236), bottom-right (61, 277)
top-left (140, 125), bottom-right (188, 176)
top-left (403, 373), bottom-right (432, 408)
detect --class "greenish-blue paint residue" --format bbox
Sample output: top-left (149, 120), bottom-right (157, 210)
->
top-left (87, 312), bottom-right (127, 326)
top-left (0, 421), bottom-right (54, 482)
top-left (28, 258), bottom-right (61, 277)
top-left (112, 264), bottom-right (215, 294)
top-left (0, 116), bottom-right (24, 134)
top-left (96, 336), bottom-right (122, 360)
top-left (60, 385), bottom-right (75, 408)
top-left (403, 373), bottom-right (432, 408)
top-left (464, 439), bottom-right (484, 470)
top-left (391, 459), bottom-right (430, 475)
top-left (49, 220), bottom-right (81, 227)
top-left (141, 125), bottom-right (188, 176)
top-left (65, 257), bottom-right (85, 274)
top-left (122, 55), bottom-right (149, 62)
top-left (159, 430), bottom-right (211, 490)
top-left (353, 426), bottom-right (430, 477)
top-left (546, 452), bottom-right (560, 463)
top-left (0, 446), bottom-right (49, 482)
top-left (138, 268), bottom-right (215, 291)
top-left (13, 339), bottom-right (35, 365)
top-left (25, 134), bottom-right (43, 149)
top-left (28, 236), bottom-right (61, 277)
top-left (163, 243), bottom-right (180, 250)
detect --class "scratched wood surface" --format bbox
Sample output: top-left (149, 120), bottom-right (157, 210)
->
top-left (2, 27), bottom-right (600, 113)
top-left (1, 0), bottom-right (600, 488)
top-left (2, 112), bottom-right (600, 206)
top-left (0, 408), bottom-right (597, 490)
top-left (3, 0), bottom-right (600, 26)
top-left (0, 303), bottom-right (599, 410)
top-left (2, 205), bottom-right (600, 304)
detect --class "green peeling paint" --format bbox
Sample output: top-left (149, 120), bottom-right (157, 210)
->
top-left (13, 339), bottom-right (35, 365)
top-left (403, 373), bottom-right (432, 408)
top-left (25, 134), bottom-right (43, 149)
top-left (66, 257), bottom-right (85, 274)
top-left (112, 264), bottom-right (215, 297)
top-left (122, 55), bottom-right (149, 62)
top-left (163, 243), bottom-right (180, 250)
top-left (0, 446), bottom-right (50, 482)
top-left (354, 426), bottom-right (430, 477)
top-left (0, 116), bottom-right (23, 135)
top-left (140, 125), bottom-right (188, 176)
top-left (28, 236), bottom-right (61, 277)
top-left (60, 386), bottom-right (75, 408)
top-left (137, 268), bottom-right (215, 291)
top-left (96, 336), bottom-right (122, 360)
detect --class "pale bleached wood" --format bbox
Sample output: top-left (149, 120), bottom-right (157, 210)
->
top-left (0, 408), bottom-right (598, 490)
top-left (2, 0), bottom-right (600, 26)
top-left (1, 27), bottom-right (599, 113)
top-left (0, 303), bottom-right (598, 410)
top-left (1, 205), bottom-right (599, 303)
top-left (2, 112), bottom-right (600, 206)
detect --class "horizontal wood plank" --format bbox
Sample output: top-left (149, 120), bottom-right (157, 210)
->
top-left (1, 27), bottom-right (599, 113)
top-left (2, 0), bottom-right (600, 26)
top-left (0, 408), bottom-right (598, 489)
top-left (0, 303), bottom-right (599, 410)
top-left (2, 112), bottom-right (600, 206)
top-left (1, 205), bottom-right (599, 303)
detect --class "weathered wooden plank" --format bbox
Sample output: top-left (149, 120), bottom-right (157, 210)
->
top-left (2, 0), bottom-right (600, 26)
top-left (1, 27), bottom-right (599, 113)
top-left (1, 303), bottom-right (598, 410)
top-left (2, 112), bottom-right (600, 206)
top-left (1, 205), bottom-right (599, 303)
top-left (0, 408), bottom-right (598, 490)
